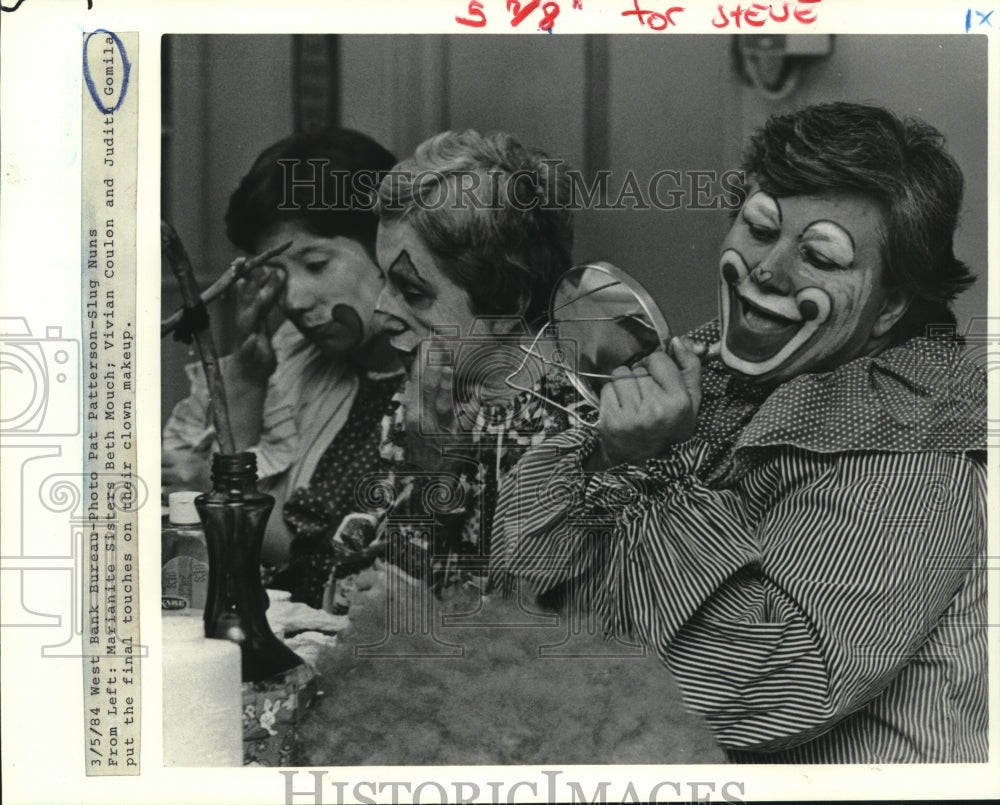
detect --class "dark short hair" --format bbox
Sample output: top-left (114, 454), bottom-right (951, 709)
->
top-left (225, 128), bottom-right (397, 256)
top-left (376, 129), bottom-right (574, 327)
top-left (740, 102), bottom-right (974, 340)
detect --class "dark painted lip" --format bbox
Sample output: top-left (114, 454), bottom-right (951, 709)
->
top-left (297, 304), bottom-right (366, 350)
top-left (736, 290), bottom-right (800, 326)
top-left (301, 320), bottom-right (344, 336)
top-left (392, 345), bottom-right (417, 373)
top-left (296, 320), bottom-right (351, 343)
top-left (726, 285), bottom-right (801, 362)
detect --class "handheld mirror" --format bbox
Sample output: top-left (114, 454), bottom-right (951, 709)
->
top-left (508, 261), bottom-right (671, 425)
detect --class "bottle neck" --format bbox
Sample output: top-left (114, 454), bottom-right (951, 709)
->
top-left (209, 452), bottom-right (260, 498)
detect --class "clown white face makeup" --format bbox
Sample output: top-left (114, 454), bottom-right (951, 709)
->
top-left (374, 221), bottom-right (480, 363)
top-left (257, 221), bottom-right (385, 358)
top-left (718, 187), bottom-right (909, 385)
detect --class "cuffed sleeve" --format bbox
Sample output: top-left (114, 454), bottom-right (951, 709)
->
top-left (161, 360), bottom-right (216, 454)
top-left (161, 356), bottom-right (298, 482)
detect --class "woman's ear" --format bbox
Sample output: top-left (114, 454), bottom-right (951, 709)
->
top-left (872, 285), bottom-right (913, 339)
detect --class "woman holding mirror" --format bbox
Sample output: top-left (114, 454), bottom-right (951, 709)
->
top-left (492, 103), bottom-right (986, 763)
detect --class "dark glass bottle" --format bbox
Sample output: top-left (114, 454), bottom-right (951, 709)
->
top-left (197, 452), bottom-right (302, 683)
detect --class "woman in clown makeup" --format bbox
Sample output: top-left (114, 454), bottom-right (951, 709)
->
top-left (492, 103), bottom-right (986, 763)
top-left (162, 129), bottom-right (405, 606)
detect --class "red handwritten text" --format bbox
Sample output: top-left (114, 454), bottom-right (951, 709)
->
top-left (507, 0), bottom-right (560, 29)
top-left (711, 0), bottom-right (820, 28)
top-left (456, 0), bottom-right (488, 27)
top-left (622, 0), bottom-right (685, 29)
top-left (456, 0), bottom-right (561, 29)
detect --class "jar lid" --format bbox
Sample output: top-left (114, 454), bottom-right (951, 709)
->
top-left (168, 491), bottom-right (201, 525)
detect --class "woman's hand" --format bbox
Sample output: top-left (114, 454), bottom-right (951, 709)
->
top-left (590, 337), bottom-right (703, 469)
top-left (219, 261), bottom-right (286, 450)
top-left (232, 261), bottom-right (285, 383)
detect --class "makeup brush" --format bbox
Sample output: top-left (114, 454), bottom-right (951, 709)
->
top-left (160, 239), bottom-right (293, 338)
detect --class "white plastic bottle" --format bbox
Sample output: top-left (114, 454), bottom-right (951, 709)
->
top-left (162, 490), bottom-right (209, 611)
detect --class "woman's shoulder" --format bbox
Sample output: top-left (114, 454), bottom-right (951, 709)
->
top-left (739, 335), bottom-right (985, 456)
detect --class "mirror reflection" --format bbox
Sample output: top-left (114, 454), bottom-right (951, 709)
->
top-left (511, 261), bottom-right (671, 419)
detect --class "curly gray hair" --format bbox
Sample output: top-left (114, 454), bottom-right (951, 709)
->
top-left (376, 129), bottom-right (574, 327)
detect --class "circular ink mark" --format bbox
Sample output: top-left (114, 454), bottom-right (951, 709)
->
top-left (82, 30), bottom-right (131, 114)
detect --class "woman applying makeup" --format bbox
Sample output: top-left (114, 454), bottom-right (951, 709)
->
top-left (367, 128), bottom-right (588, 597)
top-left (162, 129), bottom-right (404, 605)
top-left (493, 103), bottom-right (986, 763)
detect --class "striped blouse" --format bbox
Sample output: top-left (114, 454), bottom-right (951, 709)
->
top-left (491, 325), bottom-right (987, 763)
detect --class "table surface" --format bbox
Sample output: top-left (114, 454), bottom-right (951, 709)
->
top-left (298, 564), bottom-right (725, 766)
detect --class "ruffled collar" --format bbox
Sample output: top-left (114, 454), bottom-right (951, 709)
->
top-left (691, 320), bottom-right (985, 456)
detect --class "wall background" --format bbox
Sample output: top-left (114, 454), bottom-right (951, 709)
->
top-left (161, 34), bottom-right (988, 424)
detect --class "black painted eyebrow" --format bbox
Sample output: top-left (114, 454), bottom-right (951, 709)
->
top-left (387, 249), bottom-right (426, 285)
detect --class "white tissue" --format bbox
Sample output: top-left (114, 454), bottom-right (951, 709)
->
top-left (162, 611), bottom-right (242, 767)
